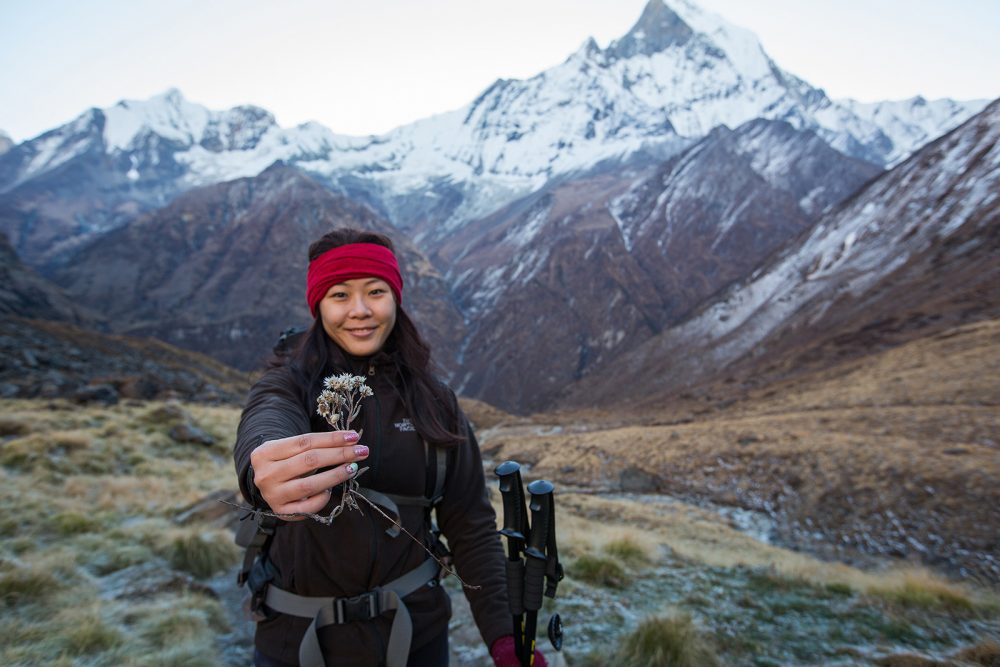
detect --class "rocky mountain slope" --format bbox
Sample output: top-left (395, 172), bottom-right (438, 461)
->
top-left (0, 233), bottom-right (248, 402)
top-left (0, 233), bottom-right (96, 324)
top-left (439, 118), bottom-right (881, 410)
top-left (0, 316), bottom-right (249, 403)
top-left (563, 98), bottom-right (1000, 409)
top-left (51, 163), bottom-right (465, 372)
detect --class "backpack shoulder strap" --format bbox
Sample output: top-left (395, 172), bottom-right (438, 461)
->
top-left (236, 511), bottom-right (278, 586)
top-left (425, 439), bottom-right (447, 506)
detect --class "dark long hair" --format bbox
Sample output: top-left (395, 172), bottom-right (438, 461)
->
top-left (289, 228), bottom-right (462, 446)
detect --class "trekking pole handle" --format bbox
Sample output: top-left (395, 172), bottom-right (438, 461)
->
top-left (523, 479), bottom-right (554, 612)
top-left (495, 460), bottom-right (529, 664)
top-left (495, 461), bottom-right (529, 548)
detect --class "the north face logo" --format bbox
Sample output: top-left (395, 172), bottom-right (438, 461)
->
top-left (395, 418), bottom-right (416, 432)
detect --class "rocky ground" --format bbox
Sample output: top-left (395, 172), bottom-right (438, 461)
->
top-left (0, 316), bottom-right (250, 404)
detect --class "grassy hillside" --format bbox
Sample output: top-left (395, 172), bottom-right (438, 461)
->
top-left (0, 398), bottom-right (246, 665)
top-left (2, 388), bottom-right (997, 665)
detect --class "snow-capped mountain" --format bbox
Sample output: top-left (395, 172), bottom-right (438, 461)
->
top-left (838, 95), bottom-right (991, 166)
top-left (1, 0), bottom-right (993, 415)
top-left (566, 98), bottom-right (1000, 407)
top-left (1, 0), bottom-right (987, 263)
top-left (433, 118), bottom-right (880, 411)
top-left (0, 131), bottom-right (12, 156)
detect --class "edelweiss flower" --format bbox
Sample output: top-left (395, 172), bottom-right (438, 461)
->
top-left (317, 373), bottom-right (372, 431)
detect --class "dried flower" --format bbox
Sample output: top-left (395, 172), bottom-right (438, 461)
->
top-left (317, 373), bottom-right (373, 432)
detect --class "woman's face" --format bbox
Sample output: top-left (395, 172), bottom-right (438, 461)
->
top-left (319, 277), bottom-right (397, 357)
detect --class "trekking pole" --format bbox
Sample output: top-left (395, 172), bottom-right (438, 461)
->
top-left (524, 479), bottom-right (564, 665)
top-left (495, 461), bottom-right (530, 666)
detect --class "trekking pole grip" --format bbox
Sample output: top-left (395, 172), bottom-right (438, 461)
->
top-left (523, 480), bottom-right (554, 612)
top-left (495, 461), bottom-right (530, 664)
top-left (495, 461), bottom-right (529, 549)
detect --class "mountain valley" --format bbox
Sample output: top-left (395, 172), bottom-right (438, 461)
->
top-left (1, 4), bottom-right (998, 662)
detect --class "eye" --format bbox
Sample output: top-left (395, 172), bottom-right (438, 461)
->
top-left (327, 290), bottom-right (348, 300)
top-left (369, 287), bottom-right (387, 296)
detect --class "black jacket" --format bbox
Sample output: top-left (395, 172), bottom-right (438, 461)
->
top-left (234, 345), bottom-right (509, 665)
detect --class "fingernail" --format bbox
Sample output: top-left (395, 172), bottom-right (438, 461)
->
top-left (354, 445), bottom-right (369, 457)
top-left (344, 431), bottom-right (360, 442)
top-left (346, 463), bottom-right (359, 477)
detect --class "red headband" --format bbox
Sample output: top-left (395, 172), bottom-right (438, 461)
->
top-left (306, 243), bottom-right (403, 316)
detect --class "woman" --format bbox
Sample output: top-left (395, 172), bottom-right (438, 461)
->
top-left (233, 229), bottom-right (546, 666)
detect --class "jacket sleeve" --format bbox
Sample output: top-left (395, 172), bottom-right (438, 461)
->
top-left (435, 401), bottom-right (511, 650)
top-left (233, 365), bottom-right (312, 507)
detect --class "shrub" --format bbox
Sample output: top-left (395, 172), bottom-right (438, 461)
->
top-left (0, 564), bottom-right (62, 606)
top-left (49, 511), bottom-right (101, 536)
top-left (141, 608), bottom-right (213, 647)
top-left (88, 543), bottom-right (154, 575)
top-left (0, 515), bottom-right (21, 537)
top-left (138, 594), bottom-right (228, 649)
top-left (605, 536), bottom-right (651, 567)
top-left (62, 616), bottom-right (122, 654)
top-left (618, 614), bottom-right (720, 667)
top-left (0, 435), bottom-right (41, 469)
top-left (50, 431), bottom-right (92, 451)
top-left (955, 639), bottom-right (1000, 666)
top-left (872, 574), bottom-right (974, 612)
top-left (568, 554), bottom-right (631, 589)
top-left (825, 582), bottom-right (854, 596)
top-left (746, 569), bottom-right (806, 594)
top-left (0, 417), bottom-right (30, 437)
top-left (168, 531), bottom-right (240, 578)
top-left (136, 646), bottom-right (219, 667)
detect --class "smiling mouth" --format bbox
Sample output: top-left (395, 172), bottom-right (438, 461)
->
top-left (346, 327), bottom-right (377, 337)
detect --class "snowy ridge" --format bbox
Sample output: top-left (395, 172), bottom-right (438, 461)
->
top-left (655, 100), bottom-right (1000, 368)
top-left (838, 96), bottom-right (991, 165)
top-left (20, 110), bottom-right (103, 184)
top-left (2, 0), bottom-right (989, 226)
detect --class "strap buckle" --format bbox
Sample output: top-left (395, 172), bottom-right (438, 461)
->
top-left (334, 590), bottom-right (381, 624)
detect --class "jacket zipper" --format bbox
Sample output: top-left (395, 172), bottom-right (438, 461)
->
top-left (369, 363), bottom-right (383, 584)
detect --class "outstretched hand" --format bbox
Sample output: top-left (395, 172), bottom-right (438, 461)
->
top-left (249, 430), bottom-right (370, 520)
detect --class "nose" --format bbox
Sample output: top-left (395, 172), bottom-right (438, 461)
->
top-left (348, 294), bottom-right (372, 318)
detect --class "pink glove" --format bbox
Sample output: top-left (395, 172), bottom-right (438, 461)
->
top-left (490, 635), bottom-right (548, 667)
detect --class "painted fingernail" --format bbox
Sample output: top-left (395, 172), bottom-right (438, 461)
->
top-left (354, 445), bottom-right (369, 457)
top-left (346, 463), bottom-right (359, 477)
top-left (344, 431), bottom-right (360, 442)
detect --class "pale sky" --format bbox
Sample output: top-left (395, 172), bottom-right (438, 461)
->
top-left (1, 0), bottom-right (997, 143)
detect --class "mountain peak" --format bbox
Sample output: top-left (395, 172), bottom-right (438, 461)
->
top-left (0, 130), bottom-right (13, 156)
top-left (156, 87), bottom-right (185, 106)
top-left (608, 0), bottom-right (694, 59)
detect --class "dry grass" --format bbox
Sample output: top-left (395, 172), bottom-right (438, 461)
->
top-left (568, 553), bottom-right (631, 589)
top-left (871, 571), bottom-right (977, 612)
top-left (166, 529), bottom-right (242, 578)
top-left (954, 639), bottom-right (1000, 665)
top-left (0, 397), bottom-right (242, 665)
top-left (617, 613), bottom-right (721, 667)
